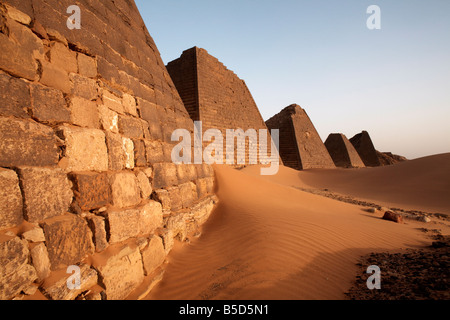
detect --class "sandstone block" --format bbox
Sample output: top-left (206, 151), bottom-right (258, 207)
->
top-left (136, 171), bottom-right (152, 199)
top-left (109, 171), bottom-right (140, 208)
top-left (166, 213), bottom-right (188, 242)
top-left (48, 41), bottom-right (77, 74)
top-left (87, 215), bottom-right (108, 252)
top-left (141, 236), bottom-right (165, 276)
top-left (18, 167), bottom-right (73, 223)
top-left (0, 71), bottom-right (31, 118)
top-left (93, 245), bottom-right (144, 300)
top-left (70, 73), bottom-right (98, 100)
top-left (145, 140), bottom-right (164, 164)
top-left (42, 215), bottom-right (95, 270)
top-left (102, 90), bottom-right (124, 114)
top-left (105, 131), bottom-right (125, 171)
top-left (30, 83), bottom-right (71, 123)
top-left (118, 115), bottom-right (144, 139)
top-left (133, 139), bottom-right (147, 167)
top-left (138, 99), bottom-right (163, 140)
top-left (42, 264), bottom-right (98, 300)
top-left (0, 237), bottom-right (37, 300)
top-left (179, 182), bottom-right (195, 209)
top-left (58, 126), bottom-right (108, 172)
top-left (0, 168), bottom-right (23, 230)
top-left (167, 186), bottom-right (182, 212)
top-left (176, 165), bottom-right (190, 184)
top-left (69, 97), bottom-right (100, 128)
top-left (107, 201), bottom-right (162, 243)
top-left (153, 162), bottom-right (178, 189)
top-left (138, 201), bottom-right (163, 236)
top-left (158, 228), bottom-right (174, 254)
top-left (77, 53), bottom-right (97, 78)
top-left (0, 19), bottom-right (41, 81)
top-left (107, 208), bottom-right (141, 244)
top-left (98, 104), bottom-right (119, 133)
top-left (4, 4), bottom-right (32, 25)
top-left (122, 137), bottom-right (135, 169)
top-left (196, 178), bottom-right (208, 199)
top-left (30, 242), bottom-right (51, 281)
top-left (122, 93), bottom-right (138, 116)
top-left (40, 61), bottom-right (72, 94)
top-left (21, 226), bottom-right (45, 243)
top-left (186, 164), bottom-right (198, 181)
top-left (0, 117), bottom-right (59, 167)
top-left (70, 172), bottom-right (111, 211)
top-left (153, 189), bottom-right (171, 212)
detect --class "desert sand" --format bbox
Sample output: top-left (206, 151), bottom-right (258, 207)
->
top-left (145, 154), bottom-right (450, 300)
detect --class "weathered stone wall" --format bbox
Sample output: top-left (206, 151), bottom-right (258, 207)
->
top-left (325, 133), bottom-right (365, 168)
top-left (0, 0), bottom-right (216, 300)
top-left (266, 104), bottom-right (335, 170)
top-left (167, 47), bottom-right (276, 166)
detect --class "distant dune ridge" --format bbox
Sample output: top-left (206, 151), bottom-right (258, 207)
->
top-left (146, 154), bottom-right (450, 300)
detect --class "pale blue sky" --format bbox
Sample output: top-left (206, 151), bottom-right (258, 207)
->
top-left (135, 0), bottom-right (450, 159)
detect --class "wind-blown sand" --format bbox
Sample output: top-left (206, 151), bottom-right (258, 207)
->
top-left (146, 154), bottom-right (450, 300)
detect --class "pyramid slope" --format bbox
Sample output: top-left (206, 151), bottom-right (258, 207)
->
top-left (350, 131), bottom-right (381, 167)
top-left (325, 133), bottom-right (365, 168)
top-left (266, 104), bottom-right (335, 170)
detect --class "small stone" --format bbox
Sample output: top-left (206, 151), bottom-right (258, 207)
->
top-left (367, 207), bottom-right (377, 213)
top-left (21, 227), bottom-right (45, 242)
top-left (4, 4), bottom-right (32, 25)
top-left (136, 171), bottom-right (152, 199)
top-left (30, 243), bottom-right (51, 281)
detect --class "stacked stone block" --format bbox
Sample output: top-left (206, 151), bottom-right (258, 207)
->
top-left (0, 0), bottom-right (216, 300)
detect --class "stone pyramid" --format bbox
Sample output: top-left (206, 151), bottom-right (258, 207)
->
top-left (325, 133), bottom-right (365, 168)
top-left (167, 47), bottom-right (276, 166)
top-left (265, 104), bottom-right (335, 170)
top-left (350, 131), bottom-right (381, 167)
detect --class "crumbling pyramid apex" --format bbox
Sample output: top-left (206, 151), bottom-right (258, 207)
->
top-left (266, 104), bottom-right (335, 170)
top-left (350, 131), bottom-right (381, 167)
top-left (325, 133), bottom-right (365, 168)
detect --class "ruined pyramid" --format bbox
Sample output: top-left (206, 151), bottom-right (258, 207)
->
top-left (265, 104), bottom-right (335, 170)
top-left (350, 131), bottom-right (381, 167)
top-left (325, 133), bottom-right (365, 168)
top-left (167, 47), bottom-right (276, 166)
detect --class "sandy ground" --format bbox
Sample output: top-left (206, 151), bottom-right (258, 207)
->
top-left (146, 153), bottom-right (450, 300)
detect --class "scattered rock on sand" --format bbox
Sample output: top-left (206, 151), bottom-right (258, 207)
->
top-left (382, 211), bottom-right (404, 224)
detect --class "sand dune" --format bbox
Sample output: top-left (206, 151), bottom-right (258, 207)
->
top-left (245, 153), bottom-right (450, 215)
top-left (145, 156), bottom-right (448, 300)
